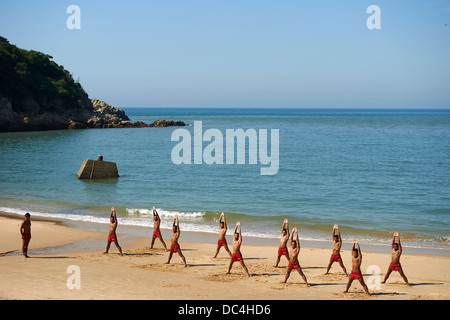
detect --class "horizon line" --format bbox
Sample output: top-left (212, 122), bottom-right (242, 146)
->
top-left (121, 106), bottom-right (450, 110)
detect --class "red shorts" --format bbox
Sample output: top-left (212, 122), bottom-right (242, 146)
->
top-left (153, 231), bottom-right (161, 239)
top-left (278, 247), bottom-right (288, 256)
top-left (288, 261), bottom-right (300, 270)
top-left (218, 239), bottom-right (227, 247)
top-left (170, 244), bottom-right (180, 253)
top-left (389, 262), bottom-right (401, 272)
top-left (231, 253), bottom-right (242, 262)
top-left (350, 270), bottom-right (362, 280)
top-left (108, 234), bottom-right (117, 242)
top-left (22, 233), bottom-right (31, 241)
top-left (330, 254), bottom-right (341, 262)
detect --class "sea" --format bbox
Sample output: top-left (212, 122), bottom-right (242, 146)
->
top-left (1, 108), bottom-right (449, 255)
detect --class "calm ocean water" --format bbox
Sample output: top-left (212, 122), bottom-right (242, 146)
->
top-left (1, 108), bottom-right (449, 253)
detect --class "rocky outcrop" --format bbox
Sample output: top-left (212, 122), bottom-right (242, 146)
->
top-left (87, 99), bottom-right (130, 128)
top-left (149, 120), bottom-right (187, 127)
top-left (0, 95), bottom-right (187, 132)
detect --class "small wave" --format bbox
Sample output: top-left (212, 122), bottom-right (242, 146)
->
top-left (126, 207), bottom-right (205, 219)
top-left (0, 206), bottom-right (110, 224)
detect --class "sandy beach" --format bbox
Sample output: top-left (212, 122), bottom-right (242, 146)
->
top-left (1, 213), bottom-right (449, 301)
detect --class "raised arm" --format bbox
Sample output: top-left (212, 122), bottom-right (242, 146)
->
top-left (111, 206), bottom-right (118, 225)
top-left (237, 222), bottom-right (242, 243)
top-left (220, 212), bottom-right (228, 230)
top-left (283, 219), bottom-right (289, 236)
top-left (295, 228), bottom-right (300, 250)
top-left (391, 232), bottom-right (396, 249)
top-left (396, 232), bottom-right (402, 253)
top-left (175, 215), bottom-right (180, 234)
top-left (290, 227), bottom-right (297, 244)
top-left (337, 227), bottom-right (342, 244)
top-left (356, 240), bottom-right (362, 260)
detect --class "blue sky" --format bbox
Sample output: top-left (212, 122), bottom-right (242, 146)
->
top-left (1, 0), bottom-right (449, 108)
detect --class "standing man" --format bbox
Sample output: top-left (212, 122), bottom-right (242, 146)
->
top-left (343, 239), bottom-right (370, 296)
top-left (166, 215), bottom-right (187, 267)
top-left (274, 219), bottom-right (290, 267)
top-left (382, 232), bottom-right (410, 286)
top-left (150, 206), bottom-right (168, 251)
top-left (213, 212), bottom-right (232, 258)
top-left (104, 206), bottom-right (123, 256)
top-left (325, 224), bottom-right (348, 276)
top-left (20, 213), bottom-right (32, 258)
top-left (283, 227), bottom-right (309, 286)
top-left (226, 222), bottom-right (250, 277)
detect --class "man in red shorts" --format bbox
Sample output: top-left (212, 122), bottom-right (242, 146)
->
top-left (343, 239), bottom-right (370, 295)
top-left (325, 224), bottom-right (348, 276)
top-left (274, 219), bottom-right (290, 267)
top-left (150, 206), bottom-right (168, 251)
top-left (213, 212), bottom-right (232, 258)
top-left (20, 212), bottom-right (32, 258)
top-left (166, 215), bottom-right (187, 267)
top-left (104, 206), bottom-right (123, 256)
top-left (382, 232), bottom-right (410, 286)
top-left (283, 227), bottom-right (309, 286)
top-left (226, 222), bottom-right (250, 277)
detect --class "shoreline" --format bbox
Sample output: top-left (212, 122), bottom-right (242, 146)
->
top-left (1, 210), bottom-right (448, 257)
top-left (1, 212), bottom-right (449, 300)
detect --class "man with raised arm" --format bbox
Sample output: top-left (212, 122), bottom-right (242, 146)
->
top-left (150, 206), bottom-right (168, 251)
top-left (213, 212), bottom-right (232, 258)
top-left (226, 222), bottom-right (250, 277)
top-left (382, 232), bottom-right (410, 286)
top-left (325, 224), bottom-right (348, 276)
top-left (283, 227), bottom-right (309, 286)
top-left (20, 213), bottom-right (32, 258)
top-left (343, 239), bottom-right (370, 295)
top-left (166, 215), bottom-right (187, 267)
top-left (274, 219), bottom-right (290, 267)
top-left (104, 206), bottom-right (123, 256)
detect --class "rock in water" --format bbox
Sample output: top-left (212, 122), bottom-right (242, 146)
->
top-left (76, 156), bottom-right (119, 179)
top-left (149, 119), bottom-right (187, 127)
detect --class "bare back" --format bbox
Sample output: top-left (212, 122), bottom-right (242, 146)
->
top-left (280, 234), bottom-right (289, 248)
top-left (232, 237), bottom-right (242, 254)
top-left (109, 221), bottom-right (117, 235)
top-left (171, 229), bottom-right (180, 246)
top-left (21, 219), bottom-right (31, 234)
top-left (218, 226), bottom-right (227, 240)
top-left (351, 254), bottom-right (361, 272)
top-left (154, 216), bottom-right (161, 231)
top-left (332, 240), bottom-right (342, 255)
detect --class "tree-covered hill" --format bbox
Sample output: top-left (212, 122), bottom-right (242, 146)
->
top-left (0, 36), bottom-right (90, 113)
top-left (0, 37), bottom-right (186, 132)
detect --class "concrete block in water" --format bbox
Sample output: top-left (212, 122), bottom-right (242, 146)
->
top-left (76, 157), bottom-right (119, 179)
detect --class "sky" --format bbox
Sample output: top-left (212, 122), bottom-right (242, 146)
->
top-left (0, 0), bottom-right (449, 108)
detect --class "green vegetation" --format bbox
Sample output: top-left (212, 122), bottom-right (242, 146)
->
top-left (0, 36), bottom-right (88, 112)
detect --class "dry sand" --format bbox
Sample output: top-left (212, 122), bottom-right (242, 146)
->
top-left (1, 214), bottom-right (449, 300)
